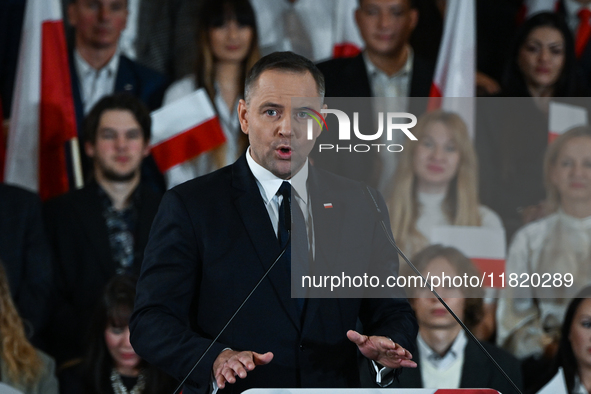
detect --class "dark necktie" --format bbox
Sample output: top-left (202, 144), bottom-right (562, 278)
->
top-left (276, 181), bottom-right (308, 314)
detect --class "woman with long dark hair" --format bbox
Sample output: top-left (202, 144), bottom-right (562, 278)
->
top-left (502, 12), bottom-right (582, 99)
top-left (533, 286), bottom-right (591, 393)
top-left (477, 12), bottom-right (587, 240)
top-left (162, 0), bottom-right (260, 187)
top-left (59, 276), bottom-right (176, 394)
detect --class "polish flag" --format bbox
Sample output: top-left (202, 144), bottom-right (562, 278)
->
top-left (4, 0), bottom-right (78, 200)
top-left (150, 89), bottom-right (226, 188)
top-left (428, 0), bottom-right (476, 137)
top-left (430, 226), bottom-right (506, 288)
top-left (332, 0), bottom-right (363, 58)
top-left (548, 101), bottom-right (588, 143)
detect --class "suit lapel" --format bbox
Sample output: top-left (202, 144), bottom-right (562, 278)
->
top-left (301, 167), bottom-right (346, 331)
top-left (231, 156), bottom-right (302, 331)
top-left (400, 344), bottom-right (423, 387)
top-left (350, 54), bottom-right (373, 97)
top-left (460, 339), bottom-right (492, 388)
top-left (114, 56), bottom-right (139, 95)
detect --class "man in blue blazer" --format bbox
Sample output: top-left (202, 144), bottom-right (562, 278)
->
top-left (67, 0), bottom-right (167, 191)
top-left (130, 51), bottom-right (418, 394)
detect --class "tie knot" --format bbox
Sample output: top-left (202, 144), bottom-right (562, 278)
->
top-left (277, 181), bottom-right (291, 202)
top-left (579, 8), bottom-right (591, 20)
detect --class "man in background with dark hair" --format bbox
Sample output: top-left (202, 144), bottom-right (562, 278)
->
top-left (314, 0), bottom-right (435, 192)
top-left (130, 51), bottom-right (418, 394)
top-left (43, 93), bottom-right (162, 366)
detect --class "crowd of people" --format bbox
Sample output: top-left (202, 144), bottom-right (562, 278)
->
top-left (1, 0), bottom-right (591, 393)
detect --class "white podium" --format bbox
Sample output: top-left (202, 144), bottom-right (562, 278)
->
top-left (244, 389), bottom-right (501, 394)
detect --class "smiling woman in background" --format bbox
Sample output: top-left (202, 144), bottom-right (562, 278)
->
top-left (476, 12), bottom-right (587, 240)
top-left (59, 276), bottom-right (175, 394)
top-left (162, 0), bottom-right (260, 187)
top-left (387, 110), bottom-right (503, 258)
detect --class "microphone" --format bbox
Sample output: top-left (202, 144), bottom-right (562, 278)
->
top-left (363, 185), bottom-right (523, 394)
top-left (172, 233), bottom-right (291, 394)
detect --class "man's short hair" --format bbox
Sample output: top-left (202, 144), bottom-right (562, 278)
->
top-left (244, 51), bottom-right (325, 104)
top-left (83, 93), bottom-right (151, 144)
top-left (357, 0), bottom-right (417, 9)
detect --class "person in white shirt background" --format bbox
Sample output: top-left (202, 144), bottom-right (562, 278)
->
top-left (162, 0), bottom-right (260, 188)
top-left (498, 126), bottom-right (591, 363)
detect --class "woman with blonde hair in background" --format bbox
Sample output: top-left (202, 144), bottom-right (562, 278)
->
top-left (0, 261), bottom-right (58, 394)
top-left (387, 110), bottom-right (503, 340)
top-left (162, 0), bottom-right (260, 187)
top-left (388, 110), bottom-right (503, 257)
top-left (498, 126), bottom-right (591, 366)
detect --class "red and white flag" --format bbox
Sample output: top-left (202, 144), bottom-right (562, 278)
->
top-left (332, 0), bottom-right (363, 59)
top-left (150, 89), bottom-right (226, 188)
top-left (431, 226), bottom-right (506, 287)
top-left (429, 0), bottom-right (476, 137)
top-left (4, 0), bottom-right (78, 200)
top-left (548, 101), bottom-right (588, 143)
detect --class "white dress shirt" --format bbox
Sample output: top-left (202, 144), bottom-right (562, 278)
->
top-left (73, 49), bottom-right (120, 114)
top-left (417, 330), bottom-right (467, 389)
top-left (363, 47), bottom-right (414, 192)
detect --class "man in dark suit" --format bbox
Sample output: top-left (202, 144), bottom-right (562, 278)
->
top-left (43, 94), bottom-right (162, 365)
top-left (0, 183), bottom-right (53, 345)
top-left (316, 0), bottom-right (434, 99)
top-left (396, 245), bottom-right (522, 393)
top-left (130, 51), bottom-right (418, 394)
top-left (314, 0), bottom-right (434, 191)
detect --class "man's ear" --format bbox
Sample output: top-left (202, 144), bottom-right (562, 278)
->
top-left (409, 8), bottom-right (419, 32)
top-left (84, 141), bottom-right (95, 158)
top-left (67, 3), bottom-right (78, 27)
top-left (142, 139), bottom-right (151, 158)
top-left (238, 99), bottom-right (249, 136)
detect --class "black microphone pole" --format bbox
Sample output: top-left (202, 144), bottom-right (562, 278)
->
top-left (364, 185), bottom-right (523, 394)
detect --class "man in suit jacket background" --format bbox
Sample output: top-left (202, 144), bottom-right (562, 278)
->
top-left (67, 0), bottom-right (167, 191)
top-left (314, 0), bottom-right (435, 192)
top-left (130, 51), bottom-right (418, 394)
top-left (43, 94), bottom-right (162, 366)
top-left (397, 245), bottom-right (523, 393)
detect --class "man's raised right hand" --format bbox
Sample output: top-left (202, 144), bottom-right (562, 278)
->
top-left (213, 349), bottom-right (274, 389)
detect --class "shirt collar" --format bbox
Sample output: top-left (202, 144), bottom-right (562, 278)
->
top-left (417, 330), bottom-right (467, 370)
top-left (363, 45), bottom-right (414, 80)
top-left (245, 147), bottom-right (309, 204)
top-left (74, 47), bottom-right (121, 77)
top-left (557, 208), bottom-right (591, 229)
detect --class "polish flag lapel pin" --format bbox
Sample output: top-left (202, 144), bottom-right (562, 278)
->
top-left (323, 203), bottom-right (333, 209)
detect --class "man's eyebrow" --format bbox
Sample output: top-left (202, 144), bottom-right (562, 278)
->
top-left (258, 102), bottom-right (284, 109)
